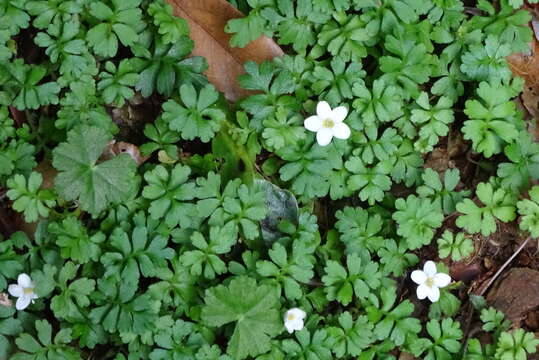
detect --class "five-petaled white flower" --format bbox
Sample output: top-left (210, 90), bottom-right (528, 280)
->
top-left (304, 101), bottom-right (351, 146)
top-left (8, 273), bottom-right (38, 310)
top-left (284, 308), bottom-right (306, 334)
top-left (411, 261), bottom-right (451, 303)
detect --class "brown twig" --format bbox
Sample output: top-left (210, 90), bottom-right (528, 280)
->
top-left (477, 236), bottom-right (533, 297)
top-left (460, 235), bottom-right (533, 356)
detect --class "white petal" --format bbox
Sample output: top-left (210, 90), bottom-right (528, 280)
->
top-left (285, 322), bottom-right (295, 333)
top-left (433, 273), bottom-right (451, 288)
top-left (285, 318), bottom-right (304, 333)
top-left (316, 128), bottom-right (333, 146)
top-left (416, 284), bottom-right (429, 300)
top-left (410, 270), bottom-right (427, 285)
top-left (331, 106), bottom-right (348, 123)
top-left (17, 273), bottom-right (33, 288)
top-left (16, 295), bottom-right (32, 311)
top-left (333, 122), bottom-right (351, 140)
top-left (304, 116), bottom-right (322, 132)
top-left (288, 308), bottom-right (306, 320)
top-left (289, 319), bottom-right (304, 332)
top-left (427, 286), bottom-right (440, 303)
top-left (316, 101), bottom-right (332, 119)
top-left (423, 261), bottom-right (437, 277)
top-left (8, 284), bottom-right (23, 297)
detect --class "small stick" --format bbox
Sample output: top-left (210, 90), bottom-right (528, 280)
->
top-left (477, 236), bottom-right (533, 297)
top-left (460, 236), bottom-right (533, 357)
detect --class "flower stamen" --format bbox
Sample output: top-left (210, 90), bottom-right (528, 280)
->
top-left (23, 287), bottom-right (34, 295)
top-left (322, 118), bottom-right (334, 128)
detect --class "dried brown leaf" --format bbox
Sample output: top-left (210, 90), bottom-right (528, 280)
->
top-left (104, 140), bottom-right (149, 166)
top-left (168, 0), bottom-right (284, 101)
top-left (0, 293), bottom-right (11, 307)
top-left (507, 16), bottom-right (539, 135)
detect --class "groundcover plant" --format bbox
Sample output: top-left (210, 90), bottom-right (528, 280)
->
top-left (1, 0), bottom-right (539, 358)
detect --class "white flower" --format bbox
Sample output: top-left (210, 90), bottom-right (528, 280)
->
top-left (284, 308), bottom-right (306, 333)
top-left (304, 101), bottom-right (351, 146)
top-left (8, 273), bottom-right (38, 310)
top-left (411, 261), bottom-right (451, 303)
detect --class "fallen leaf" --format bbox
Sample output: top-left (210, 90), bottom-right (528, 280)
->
top-left (508, 37), bottom-right (539, 124)
top-left (111, 95), bottom-right (157, 144)
top-left (168, 0), bottom-right (284, 101)
top-left (104, 140), bottom-right (149, 166)
top-left (486, 267), bottom-right (539, 324)
top-left (8, 106), bottom-right (26, 127)
top-left (256, 179), bottom-right (299, 247)
top-left (0, 293), bottom-right (11, 307)
top-left (35, 161), bottom-right (57, 190)
top-left (507, 10), bottom-right (539, 139)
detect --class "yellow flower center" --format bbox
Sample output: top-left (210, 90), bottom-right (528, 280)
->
top-left (322, 118), bottom-right (334, 128)
top-left (425, 277), bottom-right (434, 288)
top-left (287, 313), bottom-right (296, 321)
top-left (23, 287), bottom-right (34, 295)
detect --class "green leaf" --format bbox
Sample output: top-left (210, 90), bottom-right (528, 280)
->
top-left (162, 84), bottom-right (225, 143)
top-left (26, 0), bottom-right (82, 30)
top-left (327, 312), bottom-right (374, 357)
top-left (352, 79), bottom-right (403, 126)
top-left (0, 59), bottom-right (60, 110)
top-left (393, 195), bottom-right (443, 250)
top-left (224, 0), bottom-right (274, 47)
top-left (410, 92), bottom-right (455, 153)
top-left (311, 56), bottom-right (365, 105)
top-left (317, 12), bottom-right (370, 62)
top-left (495, 329), bottom-right (539, 360)
top-left (201, 276), bottom-right (282, 359)
top-left (345, 157), bottom-right (392, 205)
top-left (87, 0), bottom-right (142, 57)
top-left (6, 172), bottom-right (56, 222)
top-left (135, 36), bottom-right (208, 97)
top-left (142, 164), bottom-right (197, 228)
top-left (101, 226), bottom-right (174, 299)
top-left (379, 32), bottom-right (432, 99)
top-left (461, 35), bottom-right (512, 82)
top-left (456, 182), bottom-right (516, 236)
top-left (498, 131), bottom-right (539, 192)
top-left (48, 216), bottom-right (105, 263)
top-left (437, 230), bottom-right (474, 261)
top-left (97, 59), bottom-right (139, 107)
top-left (322, 251), bottom-right (381, 305)
top-left (282, 329), bottom-right (333, 360)
top-left (34, 20), bottom-right (85, 64)
top-left (56, 80), bottom-right (114, 133)
top-left (180, 223), bottom-right (237, 280)
top-left (263, 0), bottom-right (329, 52)
top-left (52, 125), bottom-right (138, 216)
top-left (335, 206), bottom-right (384, 253)
top-left (463, 80), bottom-right (521, 158)
top-left (89, 278), bottom-right (160, 336)
top-left (0, 239), bottom-right (23, 289)
top-left (50, 262), bottom-right (95, 321)
top-left (256, 242), bottom-right (314, 300)
top-left (261, 107), bottom-right (305, 151)
top-left (517, 186), bottom-right (539, 237)
top-left (238, 61), bottom-right (298, 127)
top-left (417, 168), bottom-right (470, 214)
top-left (13, 320), bottom-right (80, 359)
top-left (148, 1), bottom-right (189, 44)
